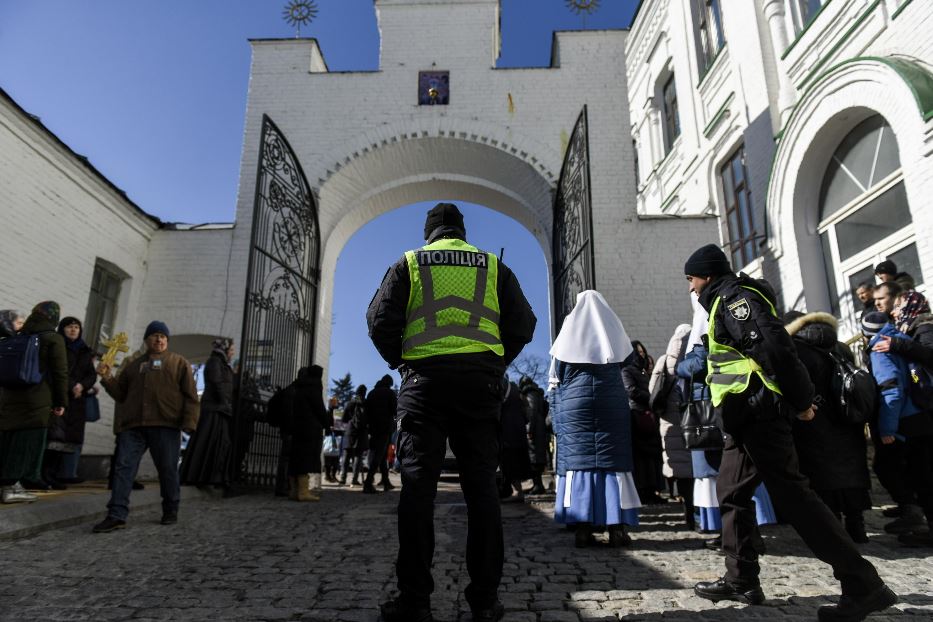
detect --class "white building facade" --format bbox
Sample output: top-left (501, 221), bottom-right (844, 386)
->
top-left (627, 0), bottom-right (933, 339)
top-left (1, 0), bottom-right (931, 468)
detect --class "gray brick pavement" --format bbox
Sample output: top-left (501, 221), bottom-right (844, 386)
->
top-left (0, 479), bottom-right (929, 621)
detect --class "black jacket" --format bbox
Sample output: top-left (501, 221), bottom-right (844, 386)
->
top-left (698, 273), bottom-right (814, 412)
top-left (787, 313), bottom-right (870, 491)
top-left (889, 313), bottom-right (933, 370)
top-left (200, 351), bottom-right (235, 417)
top-left (48, 342), bottom-right (96, 445)
top-left (290, 368), bottom-right (329, 442)
top-left (366, 238), bottom-right (536, 378)
top-left (364, 376), bottom-right (397, 437)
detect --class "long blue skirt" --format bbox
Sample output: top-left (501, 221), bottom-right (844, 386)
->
top-left (554, 470), bottom-right (641, 527)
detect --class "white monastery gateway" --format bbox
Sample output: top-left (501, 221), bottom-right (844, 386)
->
top-left (1, 0), bottom-right (931, 482)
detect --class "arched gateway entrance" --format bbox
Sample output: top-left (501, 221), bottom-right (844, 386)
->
top-left (233, 110), bottom-right (594, 487)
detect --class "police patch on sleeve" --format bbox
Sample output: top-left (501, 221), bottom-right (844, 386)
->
top-left (727, 298), bottom-right (751, 321)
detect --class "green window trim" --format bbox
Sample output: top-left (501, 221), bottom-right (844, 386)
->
top-left (782, 0), bottom-right (834, 60)
top-left (796, 0), bottom-right (882, 91)
top-left (697, 44), bottom-right (728, 88)
top-left (660, 183), bottom-right (683, 212)
top-left (892, 0), bottom-right (914, 20)
top-left (703, 92), bottom-right (735, 137)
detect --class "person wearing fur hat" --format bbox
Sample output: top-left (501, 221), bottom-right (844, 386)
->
top-left (0, 302), bottom-right (68, 504)
top-left (683, 244), bottom-right (895, 621)
top-left (92, 320), bottom-right (199, 532)
top-left (367, 202), bottom-right (536, 622)
top-left (785, 312), bottom-right (871, 543)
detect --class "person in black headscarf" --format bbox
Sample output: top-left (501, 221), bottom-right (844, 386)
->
top-left (288, 365), bottom-right (330, 501)
top-left (40, 317), bottom-right (97, 489)
top-left (623, 340), bottom-right (665, 505)
top-left (181, 338), bottom-right (236, 489)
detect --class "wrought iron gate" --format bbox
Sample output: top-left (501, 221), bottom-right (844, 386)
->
top-left (552, 106), bottom-right (596, 333)
top-left (235, 114), bottom-right (320, 488)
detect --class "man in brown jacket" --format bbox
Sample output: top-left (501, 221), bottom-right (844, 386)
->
top-left (92, 321), bottom-right (199, 532)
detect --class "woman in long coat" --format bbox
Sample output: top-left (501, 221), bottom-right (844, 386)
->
top-left (181, 338), bottom-right (235, 487)
top-left (649, 323), bottom-right (694, 528)
top-left (623, 340), bottom-right (665, 505)
top-left (288, 365), bottom-right (330, 501)
top-left (787, 312), bottom-right (872, 542)
top-left (550, 290), bottom-right (641, 548)
top-left (0, 302), bottom-right (68, 503)
top-left (43, 317), bottom-right (97, 488)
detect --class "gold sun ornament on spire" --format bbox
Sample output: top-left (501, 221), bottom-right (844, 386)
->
top-left (283, 0), bottom-right (319, 38)
top-left (566, 0), bottom-right (601, 27)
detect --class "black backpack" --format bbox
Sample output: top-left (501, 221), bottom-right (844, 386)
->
top-left (827, 351), bottom-right (876, 425)
top-left (0, 333), bottom-right (45, 389)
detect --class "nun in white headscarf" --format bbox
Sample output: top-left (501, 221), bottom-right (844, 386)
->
top-left (548, 290), bottom-right (641, 548)
top-left (675, 293), bottom-right (777, 541)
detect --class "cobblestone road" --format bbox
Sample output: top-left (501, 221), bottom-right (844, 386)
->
top-left (1, 478), bottom-right (930, 621)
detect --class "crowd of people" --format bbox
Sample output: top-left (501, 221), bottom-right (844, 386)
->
top-left (2, 202), bottom-right (928, 622)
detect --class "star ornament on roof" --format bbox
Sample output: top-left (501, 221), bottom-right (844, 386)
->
top-left (283, 0), bottom-right (319, 38)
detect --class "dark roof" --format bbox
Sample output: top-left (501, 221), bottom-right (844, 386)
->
top-left (0, 86), bottom-right (162, 228)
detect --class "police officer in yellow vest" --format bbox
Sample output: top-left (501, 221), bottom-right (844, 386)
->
top-left (367, 203), bottom-right (536, 622)
top-left (684, 244), bottom-right (896, 622)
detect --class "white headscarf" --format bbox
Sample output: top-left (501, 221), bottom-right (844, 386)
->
top-left (549, 290), bottom-right (633, 364)
top-left (687, 291), bottom-right (709, 349)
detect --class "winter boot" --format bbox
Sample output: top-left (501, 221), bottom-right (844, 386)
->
top-left (608, 524), bottom-right (632, 548)
top-left (884, 504), bottom-right (928, 534)
top-left (296, 474), bottom-right (314, 502)
top-left (308, 473), bottom-right (321, 501)
top-left (844, 512), bottom-right (869, 543)
top-left (528, 473), bottom-right (546, 496)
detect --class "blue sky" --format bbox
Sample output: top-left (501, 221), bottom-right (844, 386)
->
top-left (0, 0), bottom-right (638, 391)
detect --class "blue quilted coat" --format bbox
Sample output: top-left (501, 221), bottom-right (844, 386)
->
top-left (549, 360), bottom-right (633, 476)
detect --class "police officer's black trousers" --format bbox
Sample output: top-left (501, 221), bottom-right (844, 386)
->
top-left (717, 387), bottom-right (882, 595)
top-left (394, 370), bottom-right (503, 611)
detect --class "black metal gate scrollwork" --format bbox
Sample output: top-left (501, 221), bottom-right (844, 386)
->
top-left (235, 115), bottom-right (320, 488)
top-left (552, 105), bottom-right (596, 333)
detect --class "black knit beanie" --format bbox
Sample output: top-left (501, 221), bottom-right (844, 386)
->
top-left (861, 311), bottom-right (890, 337)
top-left (423, 203), bottom-right (465, 240)
top-left (684, 244), bottom-right (732, 277)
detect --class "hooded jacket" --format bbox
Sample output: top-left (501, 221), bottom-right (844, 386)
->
top-left (786, 312), bottom-right (870, 491)
top-left (650, 325), bottom-right (692, 479)
top-left (868, 323), bottom-right (923, 438)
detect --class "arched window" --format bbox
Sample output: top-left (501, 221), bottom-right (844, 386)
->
top-left (818, 115), bottom-right (923, 327)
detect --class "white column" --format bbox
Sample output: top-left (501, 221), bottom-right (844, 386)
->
top-left (762, 0), bottom-right (797, 127)
top-left (648, 107), bottom-right (664, 166)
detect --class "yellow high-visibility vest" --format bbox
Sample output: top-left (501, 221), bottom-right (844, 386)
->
top-left (706, 285), bottom-right (783, 406)
top-left (401, 238), bottom-right (503, 360)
